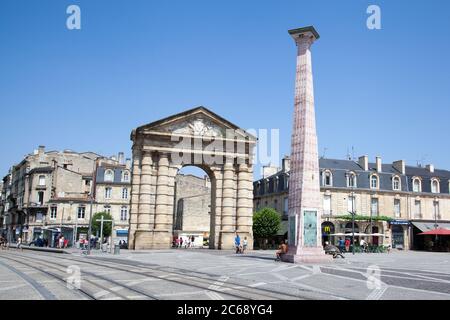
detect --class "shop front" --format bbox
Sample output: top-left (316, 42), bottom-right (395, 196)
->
top-left (389, 220), bottom-right (410, 250)
top-left (411, 221), bottom-right (450, 251)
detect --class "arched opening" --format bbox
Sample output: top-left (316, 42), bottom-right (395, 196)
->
top-left (172, 165), bottom-right (215, 249)
top-left (321, 221), bottom-right (335, 246)
top-left (372, 226), bottom-right (380, 246)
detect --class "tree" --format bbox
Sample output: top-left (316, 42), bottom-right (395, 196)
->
top-left (91, 212), bottom-right (113, 238)
top-left (253, 208), bottom-right (281, 249)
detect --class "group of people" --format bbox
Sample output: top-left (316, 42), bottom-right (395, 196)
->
top-left (57, 235), bottom-right (69, 249)
top-left (174, 235), bottom-right (196, 249)
top-left (336, 237), bottom-right (369, 253)
top-left (234, 234), bottom-right (248, 254)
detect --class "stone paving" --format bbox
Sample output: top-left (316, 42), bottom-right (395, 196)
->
top-left (88, 249), bottom-right (450, 300)
top-left (1, 248), bottom-right (450, 300)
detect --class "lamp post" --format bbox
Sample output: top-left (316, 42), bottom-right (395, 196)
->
top-left (351, 188), bottom-right (355, 255)
top-left (434, 199), bottom-right (438, 243)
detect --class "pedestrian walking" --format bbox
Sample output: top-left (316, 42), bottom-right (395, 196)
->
top-left (235, 233), bottom-right (241, 254)
top-left (180, 237), bottom-right (184, 248)
top-left (59, 236), bottom-right (65, 249)
top-left (17, 236), bottom-right (23, 251)
top-left (191, 235), bottom-right (195, 248)
top-left (338, 238), bottom-right (345, 253)
top-left (345, 238), bottom-right (350, 252)
top-left (242, 237), bottom-right (248, 254)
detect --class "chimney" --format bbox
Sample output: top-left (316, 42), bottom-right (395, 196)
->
top-left (282, 156), bottom-right (291, 172)
top-left (376, 156), bottom-right (382, 172)
top-left (125, 158), bottom-right (131, 169)
top-left (262, 165), bottom-right (279, 179)
top-left (118, 152), bottom-right (125, 165)
top-left (358, 155), bottom-right (369, 171)
top-left (426, 164), bottom-right (434, 173)
top-left (393, 160), bottom-right (405, 175)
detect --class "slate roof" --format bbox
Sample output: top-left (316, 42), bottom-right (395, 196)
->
top-left (254, 158), bottom-right (450, 196)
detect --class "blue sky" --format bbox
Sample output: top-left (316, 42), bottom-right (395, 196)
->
top-left (1, 0), bottom-right (449, 179)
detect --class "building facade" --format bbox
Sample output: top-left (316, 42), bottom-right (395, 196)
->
top-left (173, 173), bottom-right (211, 247)
top-left (0, 146), bottom-right (131, 246)
top-left (254, 156), bottom-right (450, 251)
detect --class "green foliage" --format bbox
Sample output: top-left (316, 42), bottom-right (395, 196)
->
top-left (334, 214), bottom-right (393, 222)
top-left (91, 212), bottom-right (113, 238)
top-left (253, 208), bottom-right (281, 239)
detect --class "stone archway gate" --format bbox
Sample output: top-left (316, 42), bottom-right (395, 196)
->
top-left (128, 107), bottom-right (256, 250)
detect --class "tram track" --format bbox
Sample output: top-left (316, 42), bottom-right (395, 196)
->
top-left (0, 252), bottom-right (158, 300)
top-left (5, 251), bottom-right (307, 300)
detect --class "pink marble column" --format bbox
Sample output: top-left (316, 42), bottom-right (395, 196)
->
top-left (285, 26), bottom-right (331, 263)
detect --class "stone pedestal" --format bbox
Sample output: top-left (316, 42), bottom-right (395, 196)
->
top-left (282, 247), bottom-right (332, 263)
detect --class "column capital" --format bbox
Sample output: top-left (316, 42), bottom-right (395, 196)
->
top-left (288, 26), bottom-right (319, 46)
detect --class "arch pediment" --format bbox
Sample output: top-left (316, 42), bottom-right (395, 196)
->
top-left (133, 106), bottom-right (256, 141)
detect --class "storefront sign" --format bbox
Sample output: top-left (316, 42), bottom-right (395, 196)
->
top-left (390, 220), bottom-right (410, 225)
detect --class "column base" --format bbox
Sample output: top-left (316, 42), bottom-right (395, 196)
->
top-left (133, 229), bottom-right (172, 250)
top-left (281, 246), bottom-right (333, 264)
top-left (219, 231), bottom-right (237, 250)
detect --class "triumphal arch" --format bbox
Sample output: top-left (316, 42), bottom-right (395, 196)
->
top-left (128, 107), bottom-right (256, 250)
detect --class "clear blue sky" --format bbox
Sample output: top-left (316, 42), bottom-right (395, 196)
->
top-left (1, 0), bottom-right (449, 179)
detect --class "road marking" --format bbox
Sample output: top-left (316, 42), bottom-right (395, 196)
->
top-left (205, 291), bottom-right (225, 300)
top-left (0, 284), bottom-right (27, 291)
top-left (249, 282), bottom-right (266, 287)
top-left (209, 276), bottom-right (229, 291)
top-left (93, 290), bottom-right (110, 299)
top-left (366, 287), bottom-right (388, 300)
top-left (291, 274), bottom-right (312, 281)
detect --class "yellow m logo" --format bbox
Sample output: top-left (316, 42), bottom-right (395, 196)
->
top-left (324, 226), bottom-right (331, 233)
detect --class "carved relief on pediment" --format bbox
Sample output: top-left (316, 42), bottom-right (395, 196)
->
top-left (163, 117), bottom-right (225, 137)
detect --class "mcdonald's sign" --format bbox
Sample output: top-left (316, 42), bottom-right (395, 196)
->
top-left (324, 226), bottom-right (331, 233)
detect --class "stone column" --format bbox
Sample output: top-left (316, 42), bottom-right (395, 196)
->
top-left (138, 151), bottom-right (153, 230)
top-left (285, 26), bottom-right (331, 263)
top-left (128, 148), bottom-right (141, 246)
top-left (213, 169), bottom-right (223, 249)
top-left (236, 163), bottom-right (254, 247)
top-left (134, 151), bottom-right (156, 249)
top-left (220, 159), bottom-right (236, 249)
top-left (153, 153), bottom-right (172, 247)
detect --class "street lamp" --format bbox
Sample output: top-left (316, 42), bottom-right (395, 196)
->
top-left (346, 172), bottom-right (357, 255)
top-left (351, 188), bottom-right (355, 255)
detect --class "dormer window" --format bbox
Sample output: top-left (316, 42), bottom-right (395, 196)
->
top-left (412, 177), bottom-right (421, 193)
top-left (122, 171), bottom-right (130, 182)
top-left (392, 176), bottom-right (401, 191)
top-left (104, 169), bottom-right (114, 182)
top-left (323, 170), bottom-right (333, 187)
top-left (431, 179), bottom-right (440, 194)
top-left (347, 172), bottom-right (357, 188)
top-left (370, 174), bottom-right (379, 189)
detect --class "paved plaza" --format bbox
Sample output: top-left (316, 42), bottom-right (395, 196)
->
top-left (1, 248), bottom-right (450, 300)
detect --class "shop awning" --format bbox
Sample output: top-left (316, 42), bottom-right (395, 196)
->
top-left (412, 222), bottom-right (450, 232)
top-left (418, 228), bottom-right (450, 236)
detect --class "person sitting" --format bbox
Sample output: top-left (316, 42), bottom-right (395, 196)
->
top-left (275, 240), bottom-right (289, 261)
top-left (324, 242), bottom-right (345, 259)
